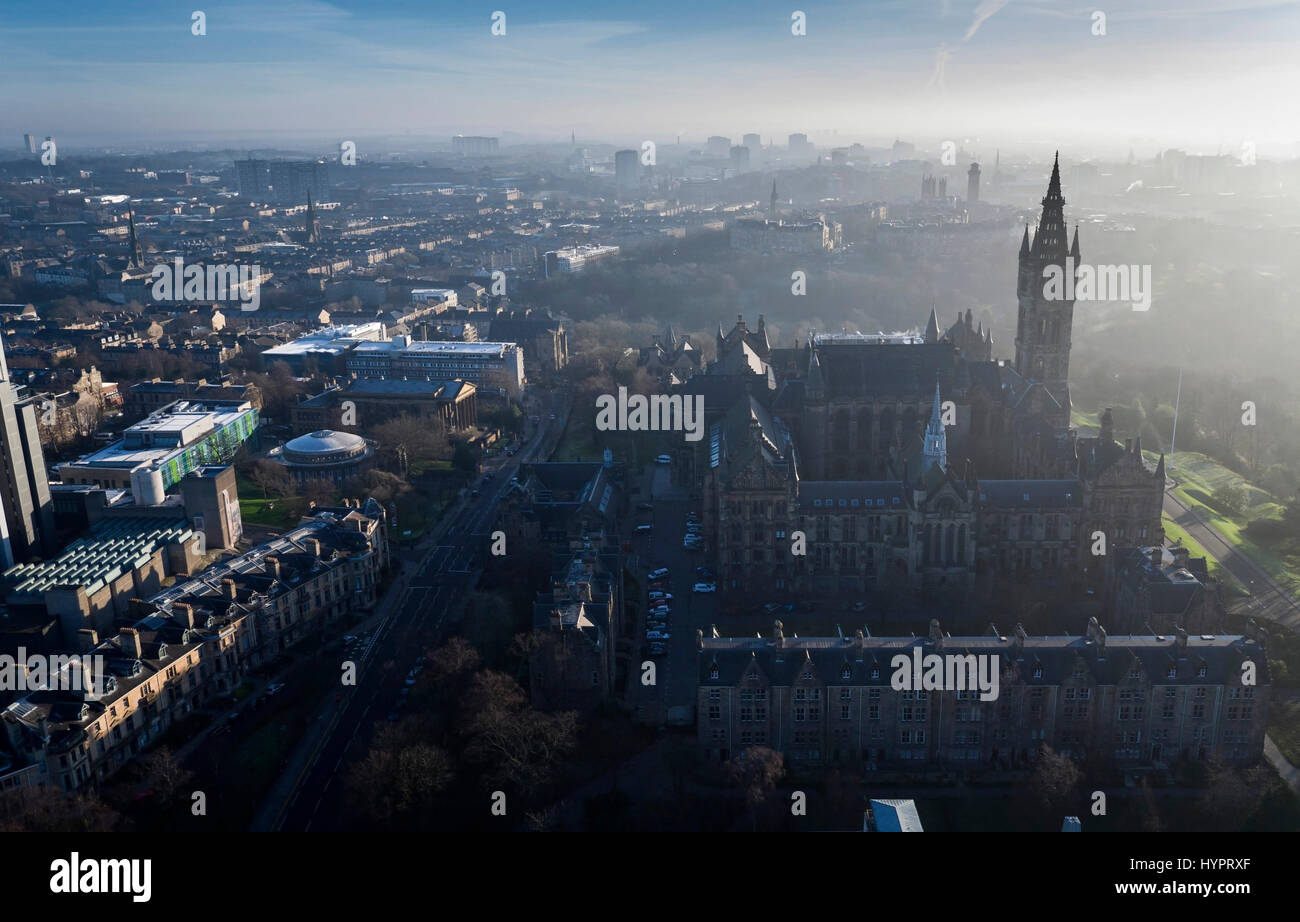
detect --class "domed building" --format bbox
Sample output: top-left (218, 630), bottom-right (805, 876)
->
top-left (268, 429), bottom-right (376, 486)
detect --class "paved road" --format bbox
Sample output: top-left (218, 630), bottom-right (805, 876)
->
top-left (268, 392), bottom-right (566, 831)
top-left (1163, 489), bottom-right (1300, 630)
top-left (630, 464), bottom-right (714, 726)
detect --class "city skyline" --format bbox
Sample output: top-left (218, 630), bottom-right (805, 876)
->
top-left (1, 0), bottom-right (1298, 156)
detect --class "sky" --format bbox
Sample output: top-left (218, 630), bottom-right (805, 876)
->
top-left (1, 0), bottom-right (1298, 158)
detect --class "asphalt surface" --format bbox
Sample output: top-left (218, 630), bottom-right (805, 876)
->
top-left (1163, 488), bottom-right (1300, 630)
top-left (270, 393), bottom-right (565, 831)
top-left (630, 464), bottom-right (716, 725)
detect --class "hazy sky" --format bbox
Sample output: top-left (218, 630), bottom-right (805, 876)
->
top-left (2, 0), bottom-right (1298, 157)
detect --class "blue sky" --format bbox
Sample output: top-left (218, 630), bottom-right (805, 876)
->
top-left (2, 0), bottom-right (1298, 156)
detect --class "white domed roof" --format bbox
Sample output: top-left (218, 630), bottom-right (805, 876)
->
top-left (284, 429), bottom-right (366, 455)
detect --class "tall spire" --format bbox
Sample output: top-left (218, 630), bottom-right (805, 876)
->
top-left (127, 210), bottom-right (143, 269)
top-left (923, 377), bottom-right (948, 473)
top-left (1019, 224), bottom-right (1030, 257)
top-left (1033, 151), bottom-right (1068, 258)
top-left (769, 179), bottom-right (778, 218)
top-left (924, 305), bottom-right (941, 344)
top-left (306, 191), bottom-right (318, 244)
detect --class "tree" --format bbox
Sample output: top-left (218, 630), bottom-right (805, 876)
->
top-left (248, 459), bottom-right (294, 499)
top-left (138, 746), bottom-right (193, 809)
top-left (0, 785), bottom-right (121, 832)
top-left (371, 413), bottom-right (447, 473)
top-left (459, 669), bottom-right (578, 797)
top-left (451, 440), bottom-right (477, 474)
top-left (1016, 746), bottom-right (1083, 830)
top-left (1210, 483), bottom-right (1247, 516)
top-left (722, 745), bottom-right (785, 831)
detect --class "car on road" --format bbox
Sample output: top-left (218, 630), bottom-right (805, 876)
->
top-left (683, 539), bottom-right (704, 551)
top-left (471, 489), bottom-right (481, 498)
top-left (763, 602), bottom-right (782, 614)
top-left (265, 682), bottom-right (285, 697)
top-left (635, 524), bottom-right (653, 534)
top-left (636, 502), bottom-right (654, 511)
top-left (686, 512), bottom-right (700, 523)
top-left (648, 567), bottom-right (669, 580)
top-left (695, 567), bottom-right (714, 579)
top-left (646, 630), bottom-right (671, 641)
top-left (648, 591), bottom-right (672, 601)
top-left (654, 454), bottom-right (672, 465)
top-left (852, 601), bottom-right (868, 612)
top-left (692, 582), bottom-right (716, 593)
top-left (650, 605), bottom-right (671, 616)
top-left (648, 642), bottom-right (667, 656)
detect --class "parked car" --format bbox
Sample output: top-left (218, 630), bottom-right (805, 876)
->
top-left (692, 582), bottom-right (716, 593)
top-left (655, 454), bottom-right (672, 464)
top-left (648, 642), bottom-right (667, 656)
top-left (695, 567), bottom-right (714, 579)
top-left (646, 630), bottom-right (671, 641)
top-left (648, 567), bottom-right (669, 580)
top-left (650, 605), bottom-right (671, 615)
top-left (636, 502), bottom-right (654, 511)
top-left (635, 524), bottom-right (653, 533)
top-left (648, 591), bottom-right (672, 601)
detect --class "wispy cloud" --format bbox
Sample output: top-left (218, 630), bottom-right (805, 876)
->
top-left (963, 0), bottom-right (1011, 41)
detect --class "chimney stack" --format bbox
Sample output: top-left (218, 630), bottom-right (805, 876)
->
top-left (119, 627), bottom-right (143, 659)
top-left (774, 619), bottom-right (785, 648)
top-left (77, 628), bottom-right (99, 654)
top-left (221, 578), bottom-right (237, 600)
top-left (1175, 627), bottom-right (1188, 650)
top-left (173, 602), bottom-right (195, 629)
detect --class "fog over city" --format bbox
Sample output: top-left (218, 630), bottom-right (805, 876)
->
top-left (3, 0), bottom-right (1298, 154)
top-left (1, 0), bottom-right (1300, 855)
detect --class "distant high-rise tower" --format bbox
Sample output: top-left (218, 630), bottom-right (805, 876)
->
top-left (614, 149), bottom-right (638, 199)
top-left (1014, 152), bottom-right (1077, 428)
top-left (769, 180), bottom-right (778, 218)
top-left (743, 133), bottom-right (761, 162)
top-left (23, 133), bottom-right (36, 154)
top-left (967, 162), bottom-right (981, 202)
top-left (0, 332), bottom-right (56, 567)
top-left (729, 145), bottom-right (750, 174)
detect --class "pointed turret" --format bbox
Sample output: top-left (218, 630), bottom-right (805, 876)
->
top-left (924, 305), bottom-right (941, 344)
top-left (923, 377), bottom-right (948, 473)
top-left (1155, 452), bottom-right (1166, 479)
top-left (1019, 224), bottom-right (1030, 257)
top-left (1070, 224), bottom-right (1080, 261)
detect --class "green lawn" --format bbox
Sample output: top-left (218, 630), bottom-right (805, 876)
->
top-left (1162, 452), bottom-right (1300, 598)
top-left (236, 474), bottom-right (310, 528)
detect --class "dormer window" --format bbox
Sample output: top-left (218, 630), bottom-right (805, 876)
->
top-left (1032, 665), bottom-right (1043, 679)
top-left (869, 665), bottom-right (880, 680)
top-left (1167, 666), bottom-right (1177, 679)
top-left (709, 664), bottom-right (719, 680)
top-left (1197, 664), bottom-right (1207, 678)
top-left (840, 666), bottom-right (851, 681)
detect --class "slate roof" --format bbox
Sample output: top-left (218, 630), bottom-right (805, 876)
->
top-left (699, 632), bottom-right (1269, 688)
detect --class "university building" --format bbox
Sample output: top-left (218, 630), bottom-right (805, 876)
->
top-left (700, 157), bottom-right (1167, 597)
top-left (696, 618), bottom-right (1269, 772)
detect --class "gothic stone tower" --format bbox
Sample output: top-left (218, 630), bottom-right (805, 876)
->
top-left (1015, 152), bottom-right (1078, 430)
